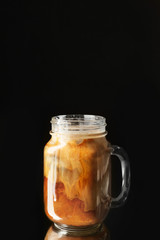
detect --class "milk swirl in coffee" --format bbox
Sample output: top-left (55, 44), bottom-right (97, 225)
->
top-left (44, 133), bottom-right (112, 226)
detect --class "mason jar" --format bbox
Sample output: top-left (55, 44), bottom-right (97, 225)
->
top-left (44, 115), bottom-right (130, 236)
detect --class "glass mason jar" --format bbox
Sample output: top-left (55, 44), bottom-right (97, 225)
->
top-left (44, 115), bottom-right (130, 236)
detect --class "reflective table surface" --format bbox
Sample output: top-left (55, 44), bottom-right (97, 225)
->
top-left (44, 224), bottom-right (110, 240)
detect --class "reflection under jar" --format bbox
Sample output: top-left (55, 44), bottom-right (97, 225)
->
top-left (44, 224), bottom-right (110, 240)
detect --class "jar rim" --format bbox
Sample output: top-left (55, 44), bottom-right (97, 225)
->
top-left (51, 114), bottom-right (106, 123)
top-left (50, 114), bottom-right (107, 135)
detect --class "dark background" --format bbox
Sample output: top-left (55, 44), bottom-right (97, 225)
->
top-left (1, 0), bottom-right (160, 239)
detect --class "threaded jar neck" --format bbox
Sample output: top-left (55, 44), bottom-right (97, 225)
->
top-left (50, 114), bottom-right (107, 137)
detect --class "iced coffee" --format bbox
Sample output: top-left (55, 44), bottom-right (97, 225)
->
top-left (44, 134), bottom-right (112, 226)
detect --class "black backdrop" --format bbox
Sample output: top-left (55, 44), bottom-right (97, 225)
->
top-left (1, 1), bottom-right (160, 240)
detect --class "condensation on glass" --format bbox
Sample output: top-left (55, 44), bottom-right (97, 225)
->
top-left (43, 115), bottom-right (130, 236)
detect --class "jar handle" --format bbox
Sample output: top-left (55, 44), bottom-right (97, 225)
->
top-left (110, 145), bottom-right (131, 208)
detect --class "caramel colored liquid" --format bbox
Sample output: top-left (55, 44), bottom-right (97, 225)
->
top-left (44, 136), bottom-right (111, 226)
